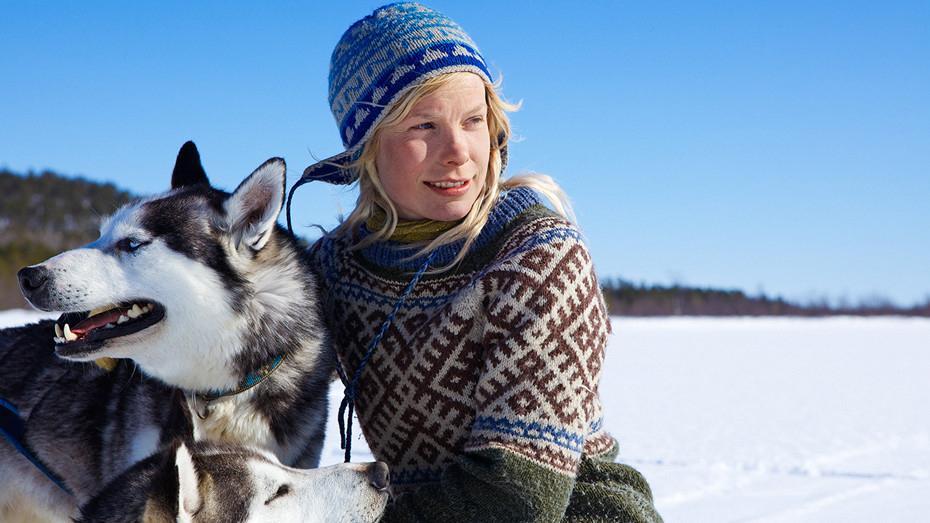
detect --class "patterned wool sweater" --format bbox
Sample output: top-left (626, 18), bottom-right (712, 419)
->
top-left (312, 187), bottom-right (661, 522)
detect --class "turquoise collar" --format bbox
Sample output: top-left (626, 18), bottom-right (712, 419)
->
top-left (197, 354), bottom-right (286, 404)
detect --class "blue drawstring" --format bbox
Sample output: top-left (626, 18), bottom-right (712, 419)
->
top-left (285, 176), bottom-right (311, 237)
top-left (285, 174), bottom-right (439, 462)
top-left (338, 249), bottom-right (437, 463)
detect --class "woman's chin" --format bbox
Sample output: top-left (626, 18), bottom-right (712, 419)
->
top-left (423, 204), bottom-right (473, 223)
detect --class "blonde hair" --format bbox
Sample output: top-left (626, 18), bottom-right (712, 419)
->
top-left (333, 72), bottom-right (574, 271)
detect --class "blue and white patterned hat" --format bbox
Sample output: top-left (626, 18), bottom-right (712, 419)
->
top-left (299, 2), bottom-right (496, 186)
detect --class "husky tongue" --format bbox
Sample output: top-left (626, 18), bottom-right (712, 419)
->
top-left (72, 309), bottom-right (126, 336)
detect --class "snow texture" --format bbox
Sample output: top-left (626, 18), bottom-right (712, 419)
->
top-left (3, 311), bottom-right (928, 521)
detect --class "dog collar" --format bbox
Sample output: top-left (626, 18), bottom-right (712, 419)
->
top-left (197, 353), bottom-right (286, 404)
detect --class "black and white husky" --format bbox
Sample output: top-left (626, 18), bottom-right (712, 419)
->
top-left (0, 143), bottom-right (348, 521)
top-left (76, 440), bottom-right (389, 523)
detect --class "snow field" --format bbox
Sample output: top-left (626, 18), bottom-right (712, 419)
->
top-left (604, 317), bottom-right (930, 521)
top-left (3, 311), bottom-right (927, 521)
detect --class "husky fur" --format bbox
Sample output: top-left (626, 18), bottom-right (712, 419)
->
top-left (0, 143), bottom-right (335, 521)
top-left (76, 440), bottom-right (389, 523)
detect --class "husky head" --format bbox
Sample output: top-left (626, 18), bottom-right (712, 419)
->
top-left (77, 441), bottom-right (391, 523)
top-left (17, 142), bottom-right (320, 391)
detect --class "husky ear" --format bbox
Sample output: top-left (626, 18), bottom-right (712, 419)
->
top-left (176, 442), bottom-right (202, 521)
top-left (172, 141), bottom-right (210, 189)
top-left (224, 158), bottom-right (286, 252)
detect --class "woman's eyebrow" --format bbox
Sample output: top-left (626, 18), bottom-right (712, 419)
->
top-left (409, 104), bottom-right (488, 119)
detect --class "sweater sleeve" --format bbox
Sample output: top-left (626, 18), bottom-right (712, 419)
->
top-left (466, 224), bottom-right (608, 477)
top-left (381, 225), bottom-right (658, 522)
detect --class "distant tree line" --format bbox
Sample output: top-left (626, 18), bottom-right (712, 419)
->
top-left (1, 168), bottom-right (927, 316)
top-left (601, 278), bottom-right (930, 317)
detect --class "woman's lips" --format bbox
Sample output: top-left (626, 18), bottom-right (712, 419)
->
top-left (424, 178), bottom-right (471, 196)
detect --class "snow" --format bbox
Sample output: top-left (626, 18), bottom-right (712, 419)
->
top-left (3, 311), bottom-right (928, 521)
top-left (0, 309), bottom-right (59, 326)
top-left (599, 317), bottom-right (930, 522)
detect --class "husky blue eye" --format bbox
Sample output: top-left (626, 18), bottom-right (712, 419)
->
top-left (116, 238), bottom-right (147, 253)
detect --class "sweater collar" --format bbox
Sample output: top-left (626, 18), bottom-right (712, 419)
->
top-left (357, 187), bottom-right (542, 271)
top-left (365, 209), bottom-right (460, 243)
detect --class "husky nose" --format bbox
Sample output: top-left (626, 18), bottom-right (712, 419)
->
top-left (368, 461), bottom-right (390, 491)
top-left (18, 266), bottom-right (49, 295)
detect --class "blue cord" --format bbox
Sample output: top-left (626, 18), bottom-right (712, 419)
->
top-left (339, 249), bottom-right (437, 463)
top-left (0, 397), bottom-right (73, 496)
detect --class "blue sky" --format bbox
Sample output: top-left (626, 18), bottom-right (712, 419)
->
top-left (2, 1), bottom-right (928, 305)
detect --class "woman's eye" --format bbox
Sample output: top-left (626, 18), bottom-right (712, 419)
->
top-left (116, 238), bottom-right (146, 253)
top-left (410, 122), bottom-right (434, 130)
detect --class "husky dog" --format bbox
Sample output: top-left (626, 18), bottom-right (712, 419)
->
top-left (76, 440), bottom-right (390, 523)
top-left (0, 143), bottom-right (336, 520)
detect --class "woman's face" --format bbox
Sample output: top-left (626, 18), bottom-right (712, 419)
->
top-left (375, 73), bottom-right (490, 222)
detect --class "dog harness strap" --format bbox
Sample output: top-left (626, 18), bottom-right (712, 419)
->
top-left (0, 397), bottom-right (74, 496)
top-left (339, 249), bottom-right (438, 463)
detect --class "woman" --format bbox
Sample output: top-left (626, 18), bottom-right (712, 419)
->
top-left (290, 3), bottom-right (661, 522)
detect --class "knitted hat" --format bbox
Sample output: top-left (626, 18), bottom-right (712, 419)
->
top-left (299, 2), bottom-right (498, 186)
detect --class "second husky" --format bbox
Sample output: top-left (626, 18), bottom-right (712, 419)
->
top-left (76, 440), bottom-right (389, 523)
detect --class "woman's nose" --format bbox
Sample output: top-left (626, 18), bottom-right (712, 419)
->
top-left (442, 128), bottom-right (470, 166)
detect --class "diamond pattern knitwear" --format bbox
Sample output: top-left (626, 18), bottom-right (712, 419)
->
top-left (311, 187), bottom-right (662, 522)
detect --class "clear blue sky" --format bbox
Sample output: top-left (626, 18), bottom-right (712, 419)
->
top-left (2, 1), bottom-right (928, 305)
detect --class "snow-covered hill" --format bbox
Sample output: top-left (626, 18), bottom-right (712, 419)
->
top-left (3, 311), bottom-right (927, 521)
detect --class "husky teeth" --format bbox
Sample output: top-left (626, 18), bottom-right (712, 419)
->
top-left (53, 336), bottom-right (65, 344)
top-left (143, 304), bottom-right (153, 313)
top-left (128, 304), bottom-right (143, 319)
top-left (64, 324), bottom-right (78, 342)
top-left (55, 323), bottom-right (63, 338)
top-left (117, 315), bottom-right (129, 324)
top-left (89, 305), bottom-right (117, 317)
top-left (105, 323), bottom-right (115, 329)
